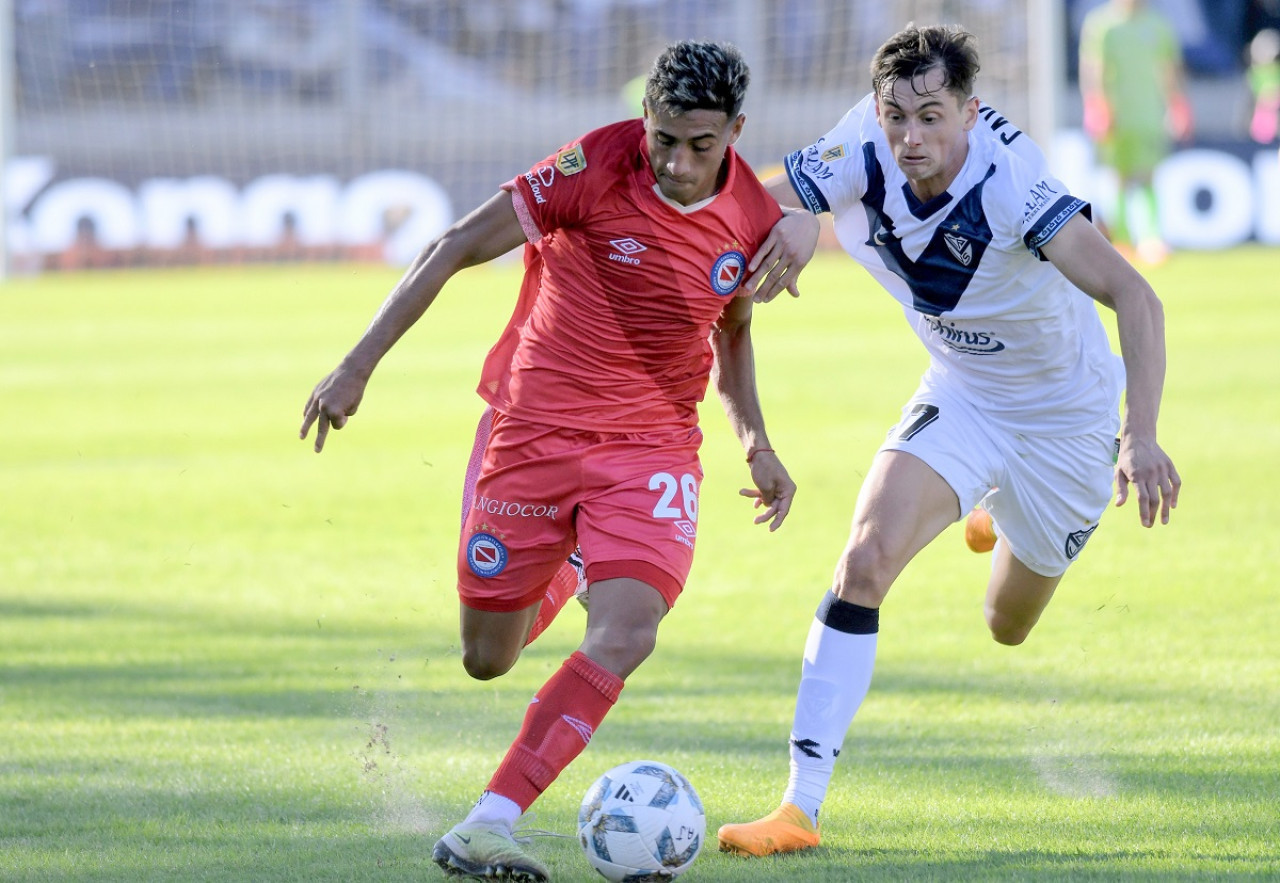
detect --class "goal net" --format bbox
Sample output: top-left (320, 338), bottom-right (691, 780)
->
top-left (3, 0), bottom-right (1059, 273)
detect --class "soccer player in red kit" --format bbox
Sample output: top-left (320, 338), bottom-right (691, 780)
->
top-left (300, 41), bottom-right (818, 881)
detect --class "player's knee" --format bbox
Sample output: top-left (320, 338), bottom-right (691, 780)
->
top-left (833, 544), bottom-right (895, 606)
top-left (581, 624), bottom-right (658, 680)
top-left (461, 646), bottom-right (518, 681)
top-left (986, 607), bottom-right (1033, 646)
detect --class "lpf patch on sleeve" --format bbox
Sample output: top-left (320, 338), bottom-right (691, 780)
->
top-left (556, 145), bottom-right (588, 176)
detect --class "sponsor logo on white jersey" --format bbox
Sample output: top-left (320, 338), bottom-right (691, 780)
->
top-left (924, 317), bottom-right (1007, 355)
top-left (1022, 179), bottom-right (1060, 222)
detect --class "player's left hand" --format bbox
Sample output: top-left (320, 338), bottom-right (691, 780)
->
top-left (740, 451), bottom-right (796, 531)
top-left (1114, 434), bottom-right (1180, 527)
top-left (742, 208), bottom-right (820, 304)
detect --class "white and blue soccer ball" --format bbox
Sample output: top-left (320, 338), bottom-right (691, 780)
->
top-left (577, 760), bottom-right (705, 882)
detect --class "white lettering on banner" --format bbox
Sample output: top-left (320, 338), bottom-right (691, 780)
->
top-left (1049, 133), bottom-right (1280, 248)
top-left (1155, 150), bottom-right (1255, 249)
top-left (4, 159), bottom-right (453, 265)
top-left (4, 145), bottom-right (1276, 262)
top-left (1254, 152), bottom-right (1280, 244)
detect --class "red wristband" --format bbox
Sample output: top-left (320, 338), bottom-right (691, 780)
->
top-left (746, 446), bottom-right (775, 464)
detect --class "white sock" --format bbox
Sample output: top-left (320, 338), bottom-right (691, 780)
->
top-left (783, 592), bottom-right (878, 826)
top-left (461, 790), bottom-right (522, 830)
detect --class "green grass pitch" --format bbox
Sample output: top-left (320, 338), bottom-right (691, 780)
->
top-left (1, 247), bottom-right (1277, 881)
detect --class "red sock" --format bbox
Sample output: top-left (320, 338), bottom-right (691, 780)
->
top-left (487, 651), bottom-right (623, 810)
top-left (524, 562), bottom-right (582, 646)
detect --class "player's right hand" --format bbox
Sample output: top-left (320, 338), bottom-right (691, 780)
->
top-left (741, 451), bottom-right (796, 531)
top-left (299, 366), bottom-right (368, 453)
top-left (744, 209), bottom-right (819, 303)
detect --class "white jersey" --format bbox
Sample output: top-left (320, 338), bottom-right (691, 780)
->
top-left (783, 95), bottom-right (1123, 436)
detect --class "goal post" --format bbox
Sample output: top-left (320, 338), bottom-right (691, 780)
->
top-left (3, 1), bottom-right (1064, 275)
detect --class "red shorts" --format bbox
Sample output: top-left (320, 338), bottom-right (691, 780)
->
top-left (457, 409), bottom-right (703, 612)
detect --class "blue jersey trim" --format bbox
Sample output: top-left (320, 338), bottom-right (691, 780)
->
top-left (1025, 195), bottom-right (1090, 259)
top-left (783, 147), bottom-right (832, 214)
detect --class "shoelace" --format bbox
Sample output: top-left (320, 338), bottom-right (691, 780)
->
top-left (513, 813), bottom-right (575, 843)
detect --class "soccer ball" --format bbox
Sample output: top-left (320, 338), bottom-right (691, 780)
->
top-left (577, 760), bottom-right (705, 882)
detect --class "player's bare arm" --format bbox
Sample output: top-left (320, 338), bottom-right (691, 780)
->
top-left (710, 295), bottom-right (796, 531)
top-left (742, 174), bottom-right (820, 304)
top-left (1041, 214), bottom-right (1181, 527)
top-left (300, 191), bottom-right (527, 453)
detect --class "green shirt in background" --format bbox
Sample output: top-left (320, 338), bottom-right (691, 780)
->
top-left (1080, 5), bottom-right (1181, 137)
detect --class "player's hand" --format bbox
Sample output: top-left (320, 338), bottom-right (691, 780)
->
top-left (740, 451), bottom-right (796, 531)
top-left (1168, 94), bottom-right (1193, 142)
top-left (742, 209), bottom-right (819, 304)
top-left (299, 364), bottom-right (370, 453)
top-left (1083, 93), bottom-right (1112, 140)
top-left (1114, 434), bottom-right (1180, 527)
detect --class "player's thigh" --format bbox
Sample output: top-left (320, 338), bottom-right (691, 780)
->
top-left (575, 428), bottom-right (703, 610)
top-left (837, 449), bottom-right (963, 598)
top-left (456, 413), bottom-right (582, 612)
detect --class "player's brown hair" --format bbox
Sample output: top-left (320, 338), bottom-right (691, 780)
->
top-left (871, 23), bottom-right (981, 102)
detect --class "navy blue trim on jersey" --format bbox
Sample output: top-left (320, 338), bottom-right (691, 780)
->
top-left (977, 105), bottom-right (1025, 147)
top-left (861, 143), bottom-right (998, 316)
top-left (903, 184), bottom-right (954, 220)
top-left (1025, 195), bottom-right (1090, 260)
top-left (783, 147), bottom-right (832, 214)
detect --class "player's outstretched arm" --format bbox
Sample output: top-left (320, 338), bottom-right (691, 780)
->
top-left (710, 296), bottom-right (796, 531)
top-left (1041, 215), bottom-right (1181, 527)
top-left (743, 174), bottom-right (820, 304)
top-left (300, 191), bottom-right (527, 452)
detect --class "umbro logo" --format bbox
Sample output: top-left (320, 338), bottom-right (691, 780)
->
top-left (608, 238), bottom-right (646, 266)
top-left (610, 238), bottom-right (647, 255)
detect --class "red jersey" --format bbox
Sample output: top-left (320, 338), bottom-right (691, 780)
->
top-left (478, 119), bottom-right (782, 432)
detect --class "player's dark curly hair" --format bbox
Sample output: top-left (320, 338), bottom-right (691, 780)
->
top-left (645, 41), bottom-right (750, 119)
top-left (870, 23), bottom-right (981, 101)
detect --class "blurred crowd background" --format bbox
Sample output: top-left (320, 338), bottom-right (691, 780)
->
top-left (5, 0), bottom-right (1279, 270)
top-left (12, 0), bottom-right (1280, 109)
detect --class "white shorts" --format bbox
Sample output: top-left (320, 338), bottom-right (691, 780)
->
top-left (880, 381), bottom-right (1119, 577)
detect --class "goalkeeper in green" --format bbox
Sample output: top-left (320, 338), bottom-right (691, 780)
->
top-left (1079, 0), bottom-right (1192, 265)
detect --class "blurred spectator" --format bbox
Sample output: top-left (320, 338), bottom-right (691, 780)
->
top-left (1069, 0), bottom-right (1242, 78)
top-left (1080, 0), bottom-right (1193, 263)
top-left (1247, 28), bottom-right (1280, 142)
top-left (15, 0), bottom-right (70, 108)
top-left (222, 0), bottom-right (345, 100)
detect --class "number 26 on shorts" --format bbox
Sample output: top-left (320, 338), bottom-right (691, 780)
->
top-left (649, 472), bottom-right (699, 523)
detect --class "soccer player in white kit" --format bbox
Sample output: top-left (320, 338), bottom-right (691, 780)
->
top-left (718, 23), bottom-right (1180, 857)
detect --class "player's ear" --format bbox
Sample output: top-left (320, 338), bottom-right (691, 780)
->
top-left (727, 112), bottom-right (746, 146)
top-left (961, 94), bottom-right (980, 131)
